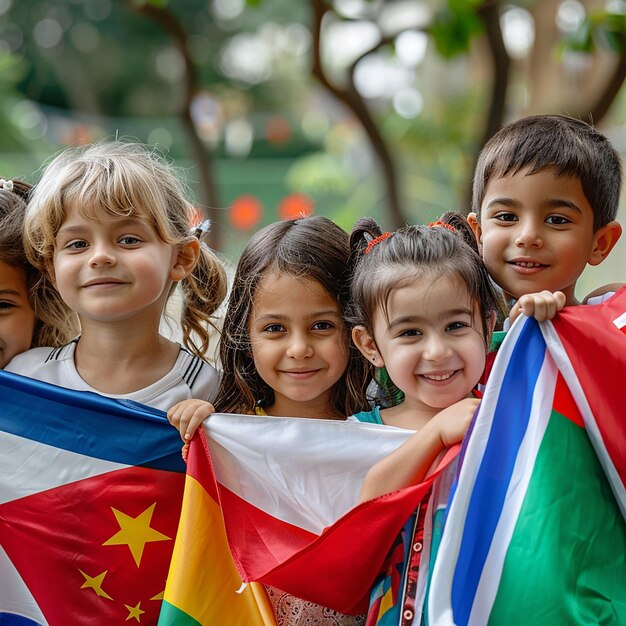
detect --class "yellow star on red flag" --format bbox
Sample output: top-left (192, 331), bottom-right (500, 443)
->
top-left (79, 569), bottom-right (114, 600)
top-left (103, 502), bottom-right (170, 567)
top-left (124, 601), bottom-right (145, 622)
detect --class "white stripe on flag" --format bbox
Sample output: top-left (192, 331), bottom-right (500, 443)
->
top-left (612, 311), bottom-right (626, 331)
top-left (428, 313), bottom-right (531, 626)
top-left (468, 351), bottom-right (556, 626)
top-left (204, 414), bottom-right (414, 534)
top-left (0, 545), bottom-right (48, 624)
top-left (0, 432), bottom-right (127, 504)
top-left (541, 320), bottom-right (626, 519)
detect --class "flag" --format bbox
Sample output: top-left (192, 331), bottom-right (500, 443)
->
top-left (157, 425), bottom-right (276, 626)
top-left (0, 371), bottom-right (187, 626)
top-left (428, 287), bottom-right (626, 626)
top-left (160, 413), bottom-right (459, 622)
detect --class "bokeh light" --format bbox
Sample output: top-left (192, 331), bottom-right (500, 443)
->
top-left (230, 194), bottom-right (263, 230)
top-left (265, 116), bottom-right (291, 145)
top-left (278, 193), bottom-right (314, 220)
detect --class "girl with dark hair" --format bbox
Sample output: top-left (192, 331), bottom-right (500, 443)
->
top-left (349, 214), bottom-right (500, 497)
top-left (0, 178), bottom-right (76, 368)
top-left (346, 214), bottom-right (501, 625)
top-left (167, 215), bottom-right (370, 626)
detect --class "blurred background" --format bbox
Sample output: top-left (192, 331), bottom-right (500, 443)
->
top-left (0, 0), bottom-right (624, 298)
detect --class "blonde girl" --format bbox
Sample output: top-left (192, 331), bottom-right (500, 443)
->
top-left (6, 142), bottom-right (227, 411)
top-left (0, 178), bottom-right (75, 368)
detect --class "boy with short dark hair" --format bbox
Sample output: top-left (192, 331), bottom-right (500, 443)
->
top-left (467, 114), bottom-right (623, 322)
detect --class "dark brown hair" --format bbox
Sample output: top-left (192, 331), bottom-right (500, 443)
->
top-left (216, 216), bottom-right (370, 416)
top-left (0, 179), bottom-right (77, 348)
top-left (472, 114), bottom-right (622, 230)
top-left (349, 213), bottom-right (501, 345)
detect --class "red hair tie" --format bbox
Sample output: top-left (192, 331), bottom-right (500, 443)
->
top-left (364, 232), bottom-right (391, 254)
top-left (427, 221), bottom-right (456, 232)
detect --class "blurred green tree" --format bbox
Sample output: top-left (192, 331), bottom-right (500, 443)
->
top-left (2, 0), bottom-right (626, 238)
top-left (306, 0), bottom-right (626, 225)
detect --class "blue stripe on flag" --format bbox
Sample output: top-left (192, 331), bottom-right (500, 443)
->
top-left (0, 370), bottom-right (185, 473)
top-left (451, 319), bottom-right (546, 625)
top-left (0, 614), bottom-right (42, 625)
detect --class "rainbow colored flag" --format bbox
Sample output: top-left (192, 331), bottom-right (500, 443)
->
top-left (159, 413), bottom-right (459, 623)
top-left (157, 423), bottom-right (276, 626)
top-left (428, 288), bottom-right (626, 625)
top-left (0, 371), bottom-right (186, 625)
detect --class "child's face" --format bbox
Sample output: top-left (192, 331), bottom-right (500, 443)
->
top-left (52, 204), bottom-right (182, 325)
top-left (0, 261), bottom-right (36, 368)
top-left (469, 168), bottom-right (603, 305)
top-left (369, 275), bottom-right (486, 412)
top-left (248, 272), bottom-right (349, 419)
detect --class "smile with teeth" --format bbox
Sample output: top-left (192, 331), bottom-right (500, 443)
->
top-left (422, 371), bottom-right (456, 381)
top-left (510, 261), bottom-right (546, 268)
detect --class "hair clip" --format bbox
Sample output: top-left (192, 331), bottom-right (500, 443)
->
top-left (427, 220), bottom-right (456, 232)
top-left (192, 219), bottom-right (212, 239)
top-left (364, 232), bottom-right (391, 254)
top-left (0, 179), bottom-right (14, 191)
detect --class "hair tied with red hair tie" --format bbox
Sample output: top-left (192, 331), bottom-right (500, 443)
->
top-left (364, 232), bottom-right (391, 254)
top-left (427, 220), bottom-right (456, 233)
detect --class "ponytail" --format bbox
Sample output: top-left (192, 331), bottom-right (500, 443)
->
top-left (178, 237), bottom-right (228, 360)
top-left (435, 210), bottom-right (480, 254)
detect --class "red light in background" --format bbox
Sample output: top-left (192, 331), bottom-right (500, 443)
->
top-left (230, 194), bottom-right (263, 230)
top-left (278, 193), bottom-right (314, 220)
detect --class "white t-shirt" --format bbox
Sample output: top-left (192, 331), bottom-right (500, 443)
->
top-left (5, 340), bottom-right (220, 412)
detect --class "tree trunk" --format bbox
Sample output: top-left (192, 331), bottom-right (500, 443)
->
top-left (129, 2), bottom-right (221, 249)
top-left (309, 0), bottom-right (407, 229)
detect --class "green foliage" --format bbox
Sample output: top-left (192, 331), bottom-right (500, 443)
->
top-left (595, 11), bottom-right (626, 52)
top-left (429, 1), bottom-right (484, 59)
top-left (562, 11), bottom-right (626, 55)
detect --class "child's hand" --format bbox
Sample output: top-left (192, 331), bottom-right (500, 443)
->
top-left (509, 290), bottom-right (566, 324)
top-left (433, 397), bottom-right (479, 448)
top-left (359, 397), bottom-right (479, 502)
top-left (167, 399), bottom-right (215, 442)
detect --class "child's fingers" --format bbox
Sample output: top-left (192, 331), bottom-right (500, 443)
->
top-left (555, 291), bottom-right (566, 311)
top-left (167, 404), bottom-right (188, 440)
top-left (516, 290), bottom-right (565, 322)
top-left (183, 406), bottom-right (214, 441)
top-left (168, 404), bottom-right (200, 441)
top-left (167, 401), bottom-right (215, 441)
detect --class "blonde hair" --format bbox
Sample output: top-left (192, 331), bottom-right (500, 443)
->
top-left (25, 141), bottom-right (227, 358)
top-left (0, 179), bottom-right (77, 348)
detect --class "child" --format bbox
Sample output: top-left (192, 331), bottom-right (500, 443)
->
top-left (346, 216), bottom-right (501, 625)
top-left (168, 215), bottom-right (370, 626)
top-left (0, 178), bottom-right (76, 368)
top-left (5, 142), bottom-right (227, 411)
top-left (467, 114), bottom-right (622, 323)
top-left (348, 216), bottom-right (500, 496)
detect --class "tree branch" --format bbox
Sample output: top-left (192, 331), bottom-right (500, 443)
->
top-left (310, 0), bottom-right (407, 228)
top-left (586, 33), bottom-right (626, 124)
top-left (129, 2), bottom-right (221, 248)
top-left (463, 0), bottom-right (510, 212)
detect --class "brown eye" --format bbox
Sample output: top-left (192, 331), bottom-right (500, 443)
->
top-left (312, 321), bottom-right (333, 331)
